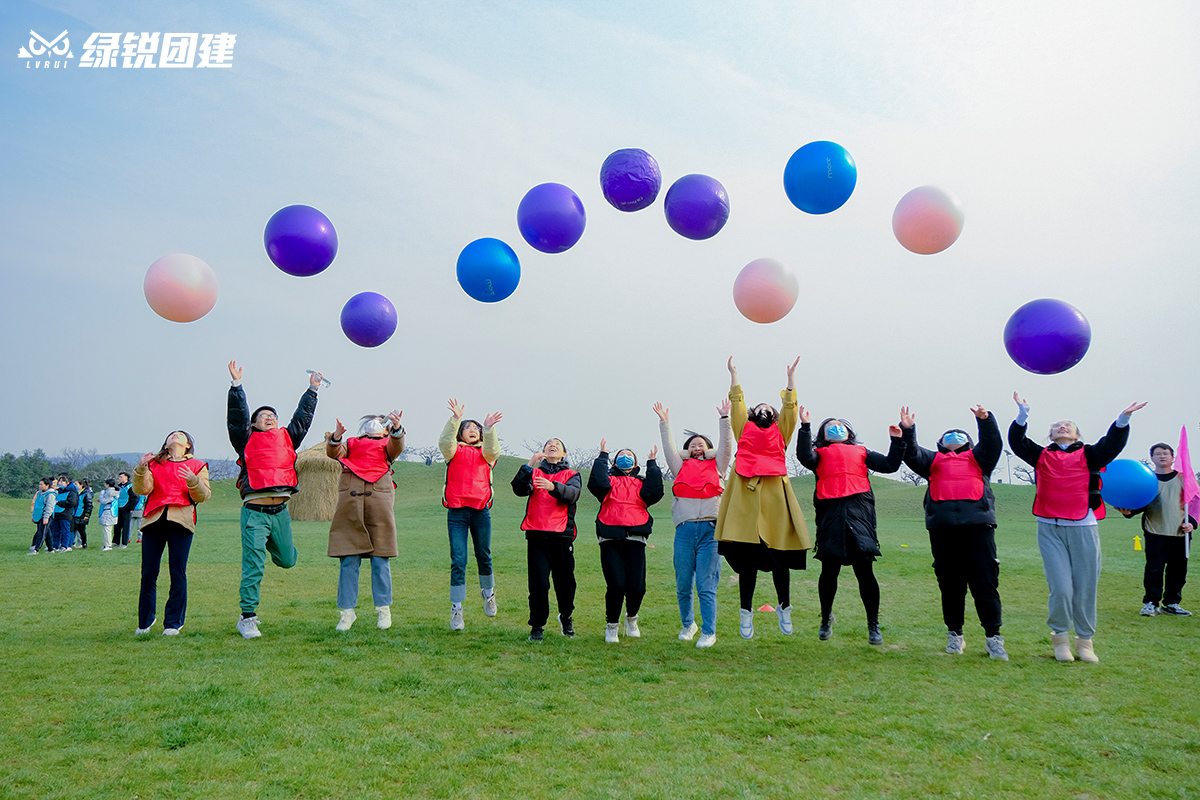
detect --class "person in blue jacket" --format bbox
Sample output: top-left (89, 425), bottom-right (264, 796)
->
top-left (27, 478), bottom-right (55, 554)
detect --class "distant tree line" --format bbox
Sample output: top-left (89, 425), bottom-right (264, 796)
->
top-left (0, 448), bottom-right (240, 496)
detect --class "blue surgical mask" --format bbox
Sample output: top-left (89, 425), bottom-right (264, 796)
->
top-left (942, 430), bottom-right (969, 448)
top-left (615, 454), bottom-right (635, 470)
top-left (825, 424), bottom-right (848, 443)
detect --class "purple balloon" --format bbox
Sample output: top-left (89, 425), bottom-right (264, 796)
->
top-left (600, 148), bottom-right (661, 212)
top-left (265, 205), bottom-right (338, 277)
top-left (340, 291), bottom-right (397, 348)
top-left (517, 183), bottom-right (586, 254)
top-left (664, 174), bottom-right (729, 240)
top-left (1003, 298), bottom-right (1091, 375)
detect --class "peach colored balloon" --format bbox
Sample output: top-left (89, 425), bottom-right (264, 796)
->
top-left (733, 258), bottom-right (799, 324)
top-left (892, 186), bottom-right (964, 255)
top-left (143, 253), bottom-right (219, 322)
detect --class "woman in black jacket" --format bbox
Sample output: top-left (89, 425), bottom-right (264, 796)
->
top-left (899, 405), bottom-right (1007, 660)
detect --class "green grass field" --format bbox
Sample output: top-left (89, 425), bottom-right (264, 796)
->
top-left (2, 457), bottom-right (1198, 799)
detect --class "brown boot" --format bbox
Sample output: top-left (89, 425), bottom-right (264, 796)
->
top-left (1051, 632), bottom-right (1075, 662)
top-left (1075, 636), bottom-right (1099, 663)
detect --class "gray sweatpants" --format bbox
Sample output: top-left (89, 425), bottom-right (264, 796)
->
top-left (1037, 521), bottom-right (1101, 639)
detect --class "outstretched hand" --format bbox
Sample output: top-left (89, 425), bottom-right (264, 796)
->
top-left (228, 360), bottom-right (242, 381)
top-left (1123, 401), bottom-right (1148, 416)
top-left (971, 405), bottom-right (989, 420)
top-left (1012, 391), bottom-right (1027, 407)
top-left (785, 356), bottom-right (800, 389)
top-left (484, 411), bottom-right (503, 428)
top-left (448, 398), bottom-right (465, 419)
top-left (647, 445), bottom-right (658, 461)
top-left (332, 418), bottom-right (346, 440)
top-left (652, 402), bottom-right (669, 422)
top-left (309, 370), bottom-right (323, 389)
top-left (798, 405), bottom-right (810, 424)
top-left (888, 424), bottom-right (903, 438)
top-left (899, 406), bottom-right (915, 428)
top-left (717, 398), bottom-right (731, 416)
top-left (599, 438), bottom-right (607, 453)
top-left (388, 410), bottom-right (403, 430)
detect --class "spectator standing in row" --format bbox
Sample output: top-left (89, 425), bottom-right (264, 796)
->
top-left (98, 478), bottom-right (119, 551)
top-left (27, 478), bottom-right (56, 554)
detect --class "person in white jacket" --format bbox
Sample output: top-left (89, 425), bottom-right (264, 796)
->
top-left (654, 400), bottom-right (733, 649)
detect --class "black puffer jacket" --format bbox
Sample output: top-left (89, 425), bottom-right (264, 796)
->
top-left (587, 452), bottom-right (664, 539)
top-left (902, 413), bottom-right (1001, 529)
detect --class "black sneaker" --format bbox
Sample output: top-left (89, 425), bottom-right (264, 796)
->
top-left (819, 614), bottom-right (834, 641)
top-left (528, 628), bottom-right (544, 643)
top-left (867, 622), bottom-right (883, 646)
top-left (558, 614), bottom-right (575, 637)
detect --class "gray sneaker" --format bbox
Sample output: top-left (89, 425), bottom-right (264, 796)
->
top-left (236, 616), bottom-right (262, 639)
top-left (1140, 602), bottom-right (1159, 616)
top-left (985, 634), bottom-right (1009, 661)
top-left (1162, 603), bottom-right (1193, 616)
top-left (945, 632), bottom-right (964, 654)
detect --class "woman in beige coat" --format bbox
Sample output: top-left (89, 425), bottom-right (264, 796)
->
top-left (326, 411), bottom-right (404, 631)
top-left (715, 357), bottom-right (812, 640)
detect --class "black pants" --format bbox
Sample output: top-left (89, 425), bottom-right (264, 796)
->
top-left (737, 568), bottom-right (791, 611)
top-left (599, 538), bottom-right (647, 623)
top-left (74, 518), bottom-right (89, 548)
top-left (1144, 533), bottom-right (1190, 606)
top-left (818, 559), bottom-right (880, 623)
top-left (115, 507), bottom-right (133, 546)
top-left (139, 519), bottom-right (194, 630)
top-left (526, 536), bottom-right (576, 629)
top-left (929, 524), bottom-right (1002, 636)
top-left (31, 521), bottom-right (51, 551)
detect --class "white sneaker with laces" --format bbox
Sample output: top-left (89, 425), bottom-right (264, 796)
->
top-left (337, 609), bottom-right (356, 631)
top-left (1140, 602), bottom-right (1159, 616)
top-left (482, 589), bottom-right (497, 617)
top-left (946, 632), bottom-right (965, 654)
top-left (450, 603), bottom-right (465, 631)
top-left (985, 634), bottom-right (1009, 661)
top-left (776, 605), bottom-right (793, 635)
top-left (376, 606), bottom-right (392, 629)
top-left (679, 622), bottom-right (698, 641)
top-left (624, 615), bottom-right (641, 638)
top-left (163, 628), bottom-right (181, 637)
top-left (101, 546), bottom-right (112, 552)
top-left (135, 619), bottom-right (157, 635)
top-left (237, 616), bottom-right (262, 639)
top-left (739, 608), bottom-right (754, 639)
top-left (696, 632), bottom-right (717, 648)
top-left (605, 622), bottom-right (620, 643)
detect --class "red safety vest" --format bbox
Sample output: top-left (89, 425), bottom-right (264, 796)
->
top-left (521, 468), bottom-right (577, 532)
top-left (338, 436), bottom-right (393, 483)
top-left (144, 458), bottom-right (207, 521)
top-left (598, 475), bottom-right (650, 526)
top-left (815, 443), bottom-right (871, 499)
top-left (444, 444), bottom-right (494, 510)
top-left (1033, 447), bottom-right (1091, 520)
top-left (241, 428), bottom-right (298, 491)
top-left (928, 450), bottom-right (985, 502)
top-left (734, 422), bottom-right (787, 478)
top-left (673, 458), bottom-right (722, 499)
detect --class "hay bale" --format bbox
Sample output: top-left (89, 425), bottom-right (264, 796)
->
top-left (290, 441), bottom-right (340, 522)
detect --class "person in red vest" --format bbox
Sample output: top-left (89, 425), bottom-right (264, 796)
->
top-left (899, 405), bottom-right (1007, 659)
top-left (131, 430), bottom-right (211, 636)
top-left (512, 438), bottom-right (582, 643)
top-left (1009, 392), bottom-right (1145, 663)
top-left (715, 357), bottom-right (812, 641)
top-left (227, 360), bottom-right (322, 639)
top-left (588, 440), bottom-right (664, 644)
top-left (797, 412), bottom-right (905, 645)
top-left (325, 411), bottom-right (405, 631)
top-left (654, 400), bottom-right (733, 649)
top-left (439, 399), bottom-right (504, 631)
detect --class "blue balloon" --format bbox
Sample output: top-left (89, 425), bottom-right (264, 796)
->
top-left (456, 238), bottom-right (520, 303)
top-left (783, 141), bottom-right (857, 215)
top-left (1100, 459), bottom-right (1159, 510)
top-left (517, 183), bottom-right (586, 253)
top-left (340, 292), bottom-right (396, 348)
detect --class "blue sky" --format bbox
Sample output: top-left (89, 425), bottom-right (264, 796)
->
top-left (3, 1), bottom-right (1199, 468)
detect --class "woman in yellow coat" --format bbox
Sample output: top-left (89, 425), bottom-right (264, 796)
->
top-left (715, 356), bottom-right (812, 640)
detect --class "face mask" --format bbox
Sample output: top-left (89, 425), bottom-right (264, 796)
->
top-left (614, 454), bottom-right (635, 471)
top-left (825, 424), bottom-right (848, 443)
top-left (363, 419), bottom-right (386, 436)
top-left (942, 430), bottom-right (969, 448)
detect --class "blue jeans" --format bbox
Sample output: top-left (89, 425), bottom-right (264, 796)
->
top-left (53, 517), bottom-right (74, 549)
top-left (139, 520), bottom-right (193, 630)
top-left (674, 520), bottom-right (720, 635)
top-left (337, 556), bottom-right (392, 609)
top-left (447, 507), bottom-right (494, 603)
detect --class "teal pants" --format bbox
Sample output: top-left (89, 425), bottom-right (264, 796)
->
top-left (240, 505), bottom-right (298, 615)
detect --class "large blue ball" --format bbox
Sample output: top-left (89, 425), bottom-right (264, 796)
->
top-left (456, 238), bottom-right (521, 303)
top-left (340, 292), bottom-right (396, 348)
top-left (1100, 459), bottom-right (1160, 510)
top-left (783, 141), bottom-right (857, 215)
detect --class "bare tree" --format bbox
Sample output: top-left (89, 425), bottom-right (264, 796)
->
top-left (1013, 465), bottom-right (1036, 485)
top-left (206, 459), bottom-right (239, 480)
top-left (785, 451), bottom-right (811, 478)
top-left (899, 467), bottom-right (925, 486)
top-left (57, 447), bottom-right (100, 472)
top-left (411, 445), bottom-right (444, 466)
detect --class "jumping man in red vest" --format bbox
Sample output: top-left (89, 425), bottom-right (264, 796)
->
top-left (227, 360), bottom-right (322, 639)
top-left (512, 438), bottom-right (582, 642)
top-left (588, 440), bottom-right (664, 644)
top-left (132, 430), bottom-right (211, 636)
top-left (439, 398), bottom-right (504, 632)
top-left (797, 411), bottom-right (905, 645)
top-left (1009, 391), bottom-right (1146, 663)
top-left (899, 405), bottom-right (1007, 660)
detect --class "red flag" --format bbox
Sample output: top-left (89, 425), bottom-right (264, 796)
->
top-left (1177, 426), bottom-right (1200, 522)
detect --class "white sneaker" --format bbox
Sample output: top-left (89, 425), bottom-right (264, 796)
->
top-left (336, 609), bottom-right (356, 631)
top-left (624, 615), bottom-right (641, 638)
top-left (450, 603), bottom-right (465, 631)
top-left (163, 628), bottom-right (181, 637)
top-left (985, 634), bottom-right (1009, 661)
top-left (946, 632), bottom-right (965, 654)
top-left (1140, 602), bottom-right (1159, 616)
top-left (776, 605), bottom-right (793, 635)
top-left (101, 546), bottom-right (112, 552)
top-left (740, 608), bottom-right (754, 639)
top-left (237, 616), bottom-right (262, 639)
top-left (135, 618), bottom-right (157, 635)
top-left (605, 622), bottom-right (620, 643)
top-left (26, 548), bottom-right (37, 555)
top-left (679, 622), bottom-right (699, 641)
top-left (696, 632), bottom-right (717, 648)
top-left (376, 606), bottom-right (392, 630)
top-left (482, 589), bottom-right (497, 617)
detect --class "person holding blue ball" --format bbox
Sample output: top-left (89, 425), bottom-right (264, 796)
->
top-left (1008, 392), bottom-right (1146, 662)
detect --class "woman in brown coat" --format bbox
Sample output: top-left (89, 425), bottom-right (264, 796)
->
top-left (326, 411), bottom-right (405, 631)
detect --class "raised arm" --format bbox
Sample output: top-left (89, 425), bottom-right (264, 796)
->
top-left (715, 399), bottom-right (733, 476)
top-left (588, 444), bottom-right (612, 501)
top-left (899, 406), bottom-right (934, 478)
top-left (865, 425), bottom-right (906, 474)
top-left (285, 375), bottom-right (321, 449)
top-left (482, 411), bottom-right (502, 465)
top-left (653, 402), bottom-right (684, 477)
top-left (795, 405), bottom-right (818, 470)
top-left (641, 447), bottom-right (664, 506)
top-left (971, 407), bottom-right (1003, 475)
top-left (227, 360), bottom-right (250, 452)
